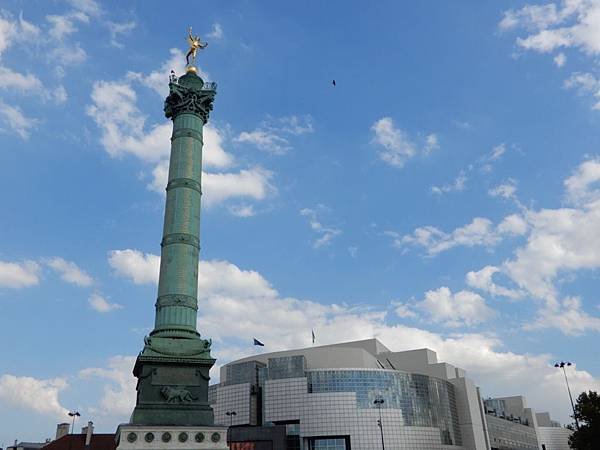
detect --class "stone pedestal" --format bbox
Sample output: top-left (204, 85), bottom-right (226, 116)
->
top-left (116, 425), bottom-right (228, 450)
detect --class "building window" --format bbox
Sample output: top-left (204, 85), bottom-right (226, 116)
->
top-left (308, 437), bottom-right (348, 450)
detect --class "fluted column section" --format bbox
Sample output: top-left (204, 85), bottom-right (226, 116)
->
top-left (150, 71), bottom-right (215, 339)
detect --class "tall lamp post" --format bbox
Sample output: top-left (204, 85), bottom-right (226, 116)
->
top-left (67, 411), bottom-right (80, 434)
top-left (373, 396), bottom-right (385, 450)
top-left (225, 410), bottom-right (237, 427)
top-left (554, 361), bottom-right (579, 429)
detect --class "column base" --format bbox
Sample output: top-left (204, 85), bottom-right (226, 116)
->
top-left (131, 350), bottom-right (215, 426)
top-left (117, 425), bottom-right (228, 450)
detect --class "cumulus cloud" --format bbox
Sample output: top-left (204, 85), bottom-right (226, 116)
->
top-left (108, 249), bottom-right (159, 285)
top-left (466, 265), bottom-right (523, 300)
top-left (500, 0), bottom-right (600, 55)
top-left (107, 21), bottom-right (136, 48)
top-left (0, 374), bottom-right (68, 417)
top-left (79, 356), bottom-right (136, 417)
top-left (564, 72), bottom-right (600, 110)
top-left (416, 287), bottom-right (496, 327)
top-left (431, 171), bottom-right (467, 195)
top-left (390, 215), bottom-right (526, 256)
top-left (300, 207), bottom-right (342, 249)
top-left (107, 249), bottom-right (600, 423)
top-left (371, 117), bottom-right (416, 168)
top-left (564, 157), bottom-right (600, 204)
top-left (371, 117), bottom-right (439, 168)
top-left (0, 260), bottom-right (40, 288)
top-left (88, 293), bottom-right (122, 313)
top-left (0, 99), bottom-right (39, 139)
top-left (235, 115), bottom-right (314, 155)
top-left (489, 179), bottom-right (518, 199)
top-left (45, 257), bottom-right (93, 287)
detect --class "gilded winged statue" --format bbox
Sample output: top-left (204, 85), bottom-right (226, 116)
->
top-left (186, 27), bottom-right (208, 66)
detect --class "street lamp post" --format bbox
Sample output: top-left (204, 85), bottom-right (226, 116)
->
top-left (554, 361), bottom-right (579, 430)
top-left (225, 410), bottom-right (237, 427)
top-left (67, 411), bottom-right (80, 434)
top-left (373, 396), bottom-right (385, 450)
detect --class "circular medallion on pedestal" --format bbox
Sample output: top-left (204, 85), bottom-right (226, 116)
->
top-left (194, 432), bottom-right (205, 443)
top-left (126, 432), bottom-right (137, 443)
top-left (161, 432), bottom-right (171, 443)
top-left (211, 432), bottom-right (221, 443)
top-left (144, 432), bottom-right (154, 443)
top-left (178, 432), bottom-right (188, 443)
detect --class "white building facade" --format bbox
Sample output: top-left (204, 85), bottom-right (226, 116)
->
top-left (209, 339), bottom-right (572, 450)
top-left (210, 339), bottom-right (490, 450)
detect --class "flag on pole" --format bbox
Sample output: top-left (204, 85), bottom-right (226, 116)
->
top-left (253, 338), bottom-right (265, 347)
top-left (312, 329), bottom-right (315, 344)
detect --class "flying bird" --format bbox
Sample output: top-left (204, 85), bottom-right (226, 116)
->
top-left (332, 79), bottom-right (336, 86)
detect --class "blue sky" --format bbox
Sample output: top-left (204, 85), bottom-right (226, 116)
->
top-left (1, 0), bottom-right (600, 443)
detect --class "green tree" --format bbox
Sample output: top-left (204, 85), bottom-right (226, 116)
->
top-left (569, 391), bottom-right (600, 450)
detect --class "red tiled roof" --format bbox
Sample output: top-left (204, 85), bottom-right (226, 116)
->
top-left (43, 434), bottom-right (116, 450)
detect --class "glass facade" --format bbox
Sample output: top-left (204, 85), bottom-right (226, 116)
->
top-left (308, 438), bottom-right (348, 450)
top-left (307, 369), bottom-right (462, 446)
top-left (486, 415), bottom-right (539, 450)
top-left (267, 356), bottom-right (306, 380)
top-left (225, 361), bottom-right (266, 386)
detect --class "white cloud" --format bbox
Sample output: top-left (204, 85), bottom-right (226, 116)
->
top-left (207, 23), bottom-right (223, 40)
top-left (371, 117), bottom-right (416, 168)
top-left (46, 12), bottom-right (89, 41)
top-left (235, 115), bottom-right (314, 155)
top-left (89, 293), bottom-right (122, 313)
top-left (393, 301), bottom-right (417, 319)
top-left (431, 171), bottom-right (467, 195)
top-left (108, 249), bottom-right (159, 285)
top-left (79, 356), bottom-right (136, 417)
top-left (501, 1), bottom-right (600, 55)
top-left (489, 143), bottom-right (507, 161)
top-left (109, 249), bottom-right (276, 301)
top-left (87, 80), bottom-right (161, 160)
top-left (564, 157), bottom-right (600, 204)
top-left (564, 72), bottom-right (600, 109)
top-left (416, 287), bottom-right (495, 327)
top-left (45, 257), bottom-right (93, 287)
top-left (554, 52), bottom-right (567, 66)
top-left (0, 374), bottom-right (68, 417)
top-left (300, 207), bottom-right (341, 249)
top-left (66, 0), bottom-right (102, 17)
top-left (424, 133), bottom-right (439, 154)
top-left (0, 260), bottom-right (40, 288)
top-left (371, 117), bottom-right (438, 168)
top-left (127, 48), bottom-right (209, 98)
top-left (525, 297), bottom-right (600, 335)
top-left (0, 98), bottom-right (38, 139)
top-left (0, 66), bottom-right (43, 92)
top-left (227, 204), bottom-right (256, 217)
top-left (107, 21), bottom-right (136, 48)
top-left (466, 265), bottom-right (523, 300)
top-left (394, 215), bottom-right (526, 256)
top-left (202, 168), bottom-right (274, 207)
top-left (88, 79), bottom-right (229, 166)
top-left (489, 179), bottom-right (518, 199)
top-left (108, 249), bottom-right (600, 422)
top-left (236, 129), bottom-right (290, 154)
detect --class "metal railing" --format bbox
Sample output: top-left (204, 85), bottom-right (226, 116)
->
top-left (202, 82), bottom-right (217, 91)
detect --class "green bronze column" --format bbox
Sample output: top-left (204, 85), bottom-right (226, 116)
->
top-left (130, 66), bottom-right (216, 426)
top-left (152, 71), bottom-right (213, 339)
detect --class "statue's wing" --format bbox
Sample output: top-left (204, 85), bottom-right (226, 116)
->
top-left (187, 35), bottom-right (194, 45)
